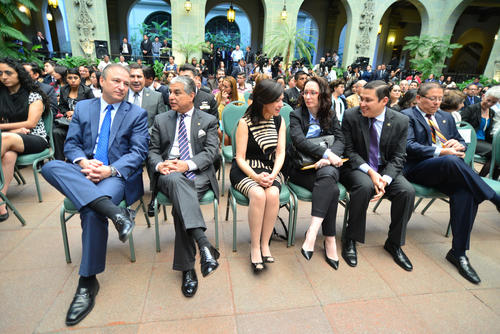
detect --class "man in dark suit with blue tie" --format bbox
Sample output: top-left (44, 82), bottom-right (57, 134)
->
top-left (402, 82), bottom-right (500, 284)
top-left (41, 64), bottom-right (149, 326)
top-left (340, 80), bottom-right (415, 271)
top-left (148, 76), bottom-right (220, 298)
top-left (463, 84), bottom-right (481, 108)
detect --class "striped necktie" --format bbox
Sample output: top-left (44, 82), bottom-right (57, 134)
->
top-left (178, 113), bottom-right (196, 180)
top-left (425, 114), bottom-right (447, 146)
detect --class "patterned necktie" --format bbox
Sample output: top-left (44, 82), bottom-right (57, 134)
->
top-left (133, 92), bottom-right (140, 106)
top-left (425, 114), bottom-right (447, 146)
top-left (178, 113), bottom-right (196, 180)
top-left (94, 104), bottom-right (113, 165)
top-left (368, 118), bottom-right (379, 172)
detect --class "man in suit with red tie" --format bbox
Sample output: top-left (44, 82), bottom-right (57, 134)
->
top-left (402, 82), bottom-right (500, 284)
top-left (340, 80), bottom-right (415, 271)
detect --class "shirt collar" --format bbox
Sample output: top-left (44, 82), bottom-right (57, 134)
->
top-left (100, 97), bottom-right (122, 113)
top-left (374, 108), bottom-right (386, 122)
top-left (178, 107), bottom-right (194, 118)
top-left (130, 88), bottom-right (143, 97)
top-left (416, 105), bottom-right (434, 119)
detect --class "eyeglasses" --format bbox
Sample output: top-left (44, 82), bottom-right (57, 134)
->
top-left (303, 91), bottom-right (319, 96)
top-left (422, 96), bottom-right (443, 103)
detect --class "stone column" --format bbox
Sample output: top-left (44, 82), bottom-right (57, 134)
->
top-left (484, 28), bottom-right (500, 81)
top-left (170, 0), bottom-right (206, 64)
top-left (65, 0), bottom-right (110, 58)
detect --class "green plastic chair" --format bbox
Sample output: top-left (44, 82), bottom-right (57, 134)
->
top-left (15, 111), bottom-right (54, 202)
top-left (287, 181), bottom-right (350, 246)
top-left (59, 198), bottom-right (149, 263)
top-left (488, 129), bottom-right (500, 179)
top-left (0, 130), bottom-right (26, 225)
top-left (153, 189), bottom-right (219, 252)
top-left (224, 122), bottom-right (294, 251)
top-left (220, 101), bottom-right (247, 196)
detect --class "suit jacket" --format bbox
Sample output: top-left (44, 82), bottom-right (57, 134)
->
top-left (342, 107), bottom-right (409, 180)
top-left (64, 98), bottom-right (150, 205)
top-left (231, 65), bottom-right (247, 78)
top-left (140, 39), bottom-right (152, 55)
top-left (32, 35), bottom-right (48, 51)
top-left (127, 87), bottom-right (166, 129)
top-left (331, 96), bottom-right (347, 121)
top-left (288, 106), bottom-right (344, 169)
top-left (193, 89), bottom-right (218, 119)
top-left (284, 87), bottom-right (301, 110)
top-left (148, 108), bottom-right (220, 198)
top-left (119, 42), bottom-right (132, 55)
top-left (401, 107), bottom-right (465, 172)
top-left (245, 51), bottom-right (255, 64)
top-left (58, 84), bottom-right (94, 115)
top-left (376, 70), bottom-right (389, 82)
top-left (463, 96), bottom-right (481, 108)
top-left (36, 82), bottom-right (58, 116)
top-left (461, 103), bottom-right (495, 142)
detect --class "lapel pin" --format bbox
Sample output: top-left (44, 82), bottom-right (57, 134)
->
top-left (386, 123), bottom-right (391, 126)
top-left (198, 122), bottom-right (201, 126)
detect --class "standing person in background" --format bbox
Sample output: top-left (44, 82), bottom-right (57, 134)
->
top-left (119, 37), bottom-right (132, 61)
top-left (152, 37), bottom-right (162, 63)
top-left (245, 46), bottom-right (255, 75)
top-left (330, 79), bottom-right (347, 124)
top-left (32, 31), bottom-right (49, 58)
top-left (140, 34), bottom-right (153, 64)
top-left (231, 45), bottom-right (244, 68)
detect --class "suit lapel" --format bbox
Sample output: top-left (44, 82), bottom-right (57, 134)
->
top-left (91, 99), bottom-right (101, 148)
top-left (190, 109), bottom-right (201, 154)
top-left (434, 111), bottom-right (450, 139)
top-left (379, 110), bottom-right (393, 156)
top-left (109, 102), bottom-right (128, 149)
top-left (141, 88), bottom-right (150, 109)
top-left (412, 107), bottom-right (433, 144)
top-left (167, 111), bottom-right (177, 144)
top-left (358, 109), bottom-right (370, 156)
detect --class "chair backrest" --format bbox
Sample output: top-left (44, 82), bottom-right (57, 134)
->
top-left (490, 128), bottom-right (500, 178)
top-left (279, 103), bottom-right (294, 146)
top-left (43, 111), bottom-right (54, 152)
top-left (0, 131), bottom-right (4, 190)
top-left (456, 121), bottom-right (476, 167)
top-left (243, 91), bottom-right (251, 103)
top-left (222, 101), bottom-right (247, 139)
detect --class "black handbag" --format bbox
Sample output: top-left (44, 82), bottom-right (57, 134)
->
top-left (54, 117), bottom-right (71, 128)
top-left (294, 135), bottom-right (335, 167)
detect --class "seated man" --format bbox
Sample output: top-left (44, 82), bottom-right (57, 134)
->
top-left (148, 76), bottom-right (220, 298)
top-left (402, 82), bottom-right (500, 284)
top-left (41, 64), bottom-right (149, 325)
top-left (341, 80), bottom-right (415, 271)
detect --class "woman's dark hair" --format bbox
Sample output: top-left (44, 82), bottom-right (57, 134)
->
top-left (54, 65), bottom-right (68, 84)
top-left (66, 67), bottom-right (81, 78)
top-left (93, 71), bottom-right (102, 89)
top-left (398, 89), bottom-right (418, 110)
top-left (244, 79), bottom-right (283, 124)
top-left (298, 76), bottom-right (332, 129)
top-left (0, 57), bottom-right (49, 120)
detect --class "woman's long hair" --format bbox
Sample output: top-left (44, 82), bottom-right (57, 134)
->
top-left (0, 57), bottom-right (49, 121)
top-left (244, 79), bottom-right (283, 124)
top-left (216, 76), bottom-right (239, 105)
top-left (298, 76), bottom-right (333, 129)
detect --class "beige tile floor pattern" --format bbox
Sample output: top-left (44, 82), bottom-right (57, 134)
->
top-left (0, 166), bottom-right (499, 334)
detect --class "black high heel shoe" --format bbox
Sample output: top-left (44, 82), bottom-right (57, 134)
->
top-left (301, 231), bottom-right (314, 261)
top-left (250, 255), bottom-right (265, 274)
top-left (323, 241), bottom-right (339, 270)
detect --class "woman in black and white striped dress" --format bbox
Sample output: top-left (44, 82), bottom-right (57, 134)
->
top-left (230, 79), bottom-right (286, 273)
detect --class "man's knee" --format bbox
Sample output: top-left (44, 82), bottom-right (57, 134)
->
top-left (158, 172), bottom-right (185, 189)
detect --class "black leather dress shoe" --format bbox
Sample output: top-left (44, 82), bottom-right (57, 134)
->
top-left (65, 280), bottom-right (99, 326)
top-left (200, 245), bottom-right (220, 277)
top-left (111, 208), bottom-right (135, 243)
top-left (323, 241), bottom-right (339, 270)
top-left (181, 269), bottom-right (198, 297)
top-left (446, 250), bottom-right (481, 284)
top-left (147, 199), bottom-right (155, 217)
top-left (342, 239), bottom-right (357, 267)
top-left (383, 240), bottom-right (413, 271)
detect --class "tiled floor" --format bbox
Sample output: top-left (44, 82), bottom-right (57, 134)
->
top-left (1, 166), bottom-right (499, 334)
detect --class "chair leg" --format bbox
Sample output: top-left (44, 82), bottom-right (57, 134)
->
top-left (287, 197), bottom-right (295, 247)
top-left (221, 162), bottom-right (225, 197)
top-left (154, 198), bottom-right (161, 252)
top-left (15, 166), bottom-right (27, 185)
top-left (0, 193), bottom-right (26, 226)
top-left (128, 232), bottom-right (136, 262)
top-left (163, 205), bottom-right (167, 222)
top-left (13, 170), bottom-right (22, 185)
top-left (288, 192), bottom-right (298, 247)
top-left (225, 189), bottom-right (231, 221)
top-left (60, 206), bottom-right (72, 263)
top-left (421, 198), bottom-right (437, 215)
top-left (231, 193), bottom-right (237, 252)
top-left (214, 198), bottom-right (219, 249)
top-left (33, 161), bottom-right (43, 202)
top-left (445, 221), bottom-right (452, 238)
top-left (372, 197), bottom-right (383, 213)
top-left (413, 198), bottom-right (423, 212)
top-left (138, 197), bottom-right (151, 228)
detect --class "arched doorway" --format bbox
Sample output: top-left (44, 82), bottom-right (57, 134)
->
top-left (447, 4), bottom-right (500, 76)
top-left (42, 0), bottom-right (71, 55)
top-left (295, 10), bottom-right (319, 65)
top-left (374, 0), bottom-right (422, 70)
top-left (204, 3), bottom-right (251, 49)
top-left (127, 0), bottom-right (171, 58)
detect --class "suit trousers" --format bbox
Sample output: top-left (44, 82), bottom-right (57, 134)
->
top-left (52, 125), bottom-right (68, 160)
top-left (156, 172), bottom-right (211, 271)
top-left (404, 155), bottom-right (495, 252)
top-left (41, 160), bottom-right (126, 276)
top-left (340, 169), bottom-right (415, 246)
top-left (289, 166), bottom-right (340, 236)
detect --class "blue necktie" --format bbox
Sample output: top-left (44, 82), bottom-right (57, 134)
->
top-left (368, 118), bottom-right (379, 172)
top-left (178, 113), bottom-right (196, 180)
top-left (94, 104), bottom-right (113, 165)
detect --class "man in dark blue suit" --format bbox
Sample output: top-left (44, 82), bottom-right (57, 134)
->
top-left (463, 84), bottom-right (481, 108)
top-left (41, 64), bottom-right (149, 326)
top-left (402, 82), bottom-right (500, 284)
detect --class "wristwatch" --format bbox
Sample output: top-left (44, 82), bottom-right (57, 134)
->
top-left (110, 165), bottom-right (118, 177)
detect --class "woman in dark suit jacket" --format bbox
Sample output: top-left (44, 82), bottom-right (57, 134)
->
top-left (54, 67), bottom-right (94, 160)
top-left (460, 86), bottom-right (500, 177)
top-left (288, 76), bottom-right (345, 270)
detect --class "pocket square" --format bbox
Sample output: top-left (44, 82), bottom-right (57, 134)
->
top-left (198, 129), bottom-right (206, 138)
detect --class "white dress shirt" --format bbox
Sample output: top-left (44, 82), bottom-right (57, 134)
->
top-left (128, 88), bottom-right (143, 106)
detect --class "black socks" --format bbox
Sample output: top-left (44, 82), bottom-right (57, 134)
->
top-left (78, 275), bottom-right (97, 289)
top-left (189, 227), bottom-right (210, 249)
top-left (87, 196), bottom-right (123, 221)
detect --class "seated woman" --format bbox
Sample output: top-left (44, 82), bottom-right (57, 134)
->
top-left (230, 79), bottom-right (286, 273)
top-left (52, 65), bottom-right (67, 100)
top-left (440, 88), bottom-right (465, 123)
top-left (288, 76), bottom-right (345, 270)
top-left (388, 84), bottom-right (401, 109)
top-left (461, 86), bottom-right (500, 177)
top-left (392, 89), bottom-right (417, 112)
top-left (53, 67), bottom-right (94, 160)
top-left (0, 58), bottom-right (50, 221)
top-left (89, 70), bottom-right (102, 98)
top-left (216, 76), bottom-right (245, 145)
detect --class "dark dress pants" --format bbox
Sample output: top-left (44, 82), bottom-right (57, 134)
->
top-left (156, 172), bottom-right (211, 271)
top-left (41, 160), bottom-right (125, 276)
top-left (340, 169), bottom-right (415, 246)
top-left (289, 166), bottom-right (340, 236)
top-left (404, 155), bottom-right (496, 252)
top-left (52, 125), bottom-right (68, 160)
